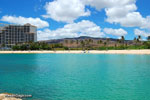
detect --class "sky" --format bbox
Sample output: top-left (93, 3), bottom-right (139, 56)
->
top-left (0, 0), bottom-right (150, 41)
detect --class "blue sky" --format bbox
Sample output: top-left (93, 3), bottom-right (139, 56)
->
top-left (0, 0), bottom-right (150, 40)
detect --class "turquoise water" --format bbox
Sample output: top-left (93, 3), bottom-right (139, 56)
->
top-left (0, 54), bottom-right (150, 100)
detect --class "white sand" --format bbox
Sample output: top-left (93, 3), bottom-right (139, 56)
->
top-left (0, 50), bottom-right (150, 54)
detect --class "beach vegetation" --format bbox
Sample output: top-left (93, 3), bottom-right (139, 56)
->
top-left (11, 37), bottom-right (150, 51)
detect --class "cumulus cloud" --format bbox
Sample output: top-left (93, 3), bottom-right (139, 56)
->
top-left (38, 20), bottom-right (105, 40)
top-left (83, 0), bottom-right (138, 27)
top-left (134, 29), bottom-right (150, 37)
top-left (42, 0), bottom-right (150, 30)
top-left (43, 0), bottom-right (136, 23)
top-left (104, 28), bottom-right (127, 36)
top-left (84, 0), bottom-right (150, 29)
top-left (83, 0), bottom-right (136, 10)
top-left (1, 15), bottom-right (49, 28)
top-left (105, 4), bottom-right (137, 19)
top-left (42, 0), bottom-right (90, 23)
top-left (106, 10), bottom-right (150, 29)
top-left (103, 0), bottom-right (150, 29)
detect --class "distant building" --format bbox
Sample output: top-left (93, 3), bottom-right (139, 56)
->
top-left (0, 23), bottom-right (37, 47)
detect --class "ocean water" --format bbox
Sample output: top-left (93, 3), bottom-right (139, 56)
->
top-left (0, 54), bottom-right (150, 100)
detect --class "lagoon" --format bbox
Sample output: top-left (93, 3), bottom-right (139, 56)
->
top-left (0, 54), bottom-right (150, 100)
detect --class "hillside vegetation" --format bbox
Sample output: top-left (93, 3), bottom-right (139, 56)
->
top-left (12, 36), bottom-right (150, 50)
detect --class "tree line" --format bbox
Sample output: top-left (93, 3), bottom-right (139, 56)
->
top-left (12, 42), bottom-right (69, 50)
top-left (12, 35), bottom-right (150, 50)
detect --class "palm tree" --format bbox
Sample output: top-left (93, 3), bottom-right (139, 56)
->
top-left (64, 39), bottom-right (69, 48)
top-left (147, 36), bottom-right (150, 41)
top-left (115, 44), bottom-right (117, 48)
top-left (106, 38), bottom-right (110, 42)
top-left (134, 37), bottom-right (137, 41)
top-left (138, 35), bottom-right (141, 40)
top-left (97, 40), bottom-right (102, 44)
top-left (137, 35), bottom-right (141, 43)
top-left (121, 36), bottom-right (125, 42)
top-left (117, 39), bottom-right (121, 47)
top-left (80, 40), bottom-right (85, 50)
top-left (2, 43), bottom-right (5, 47)
top-left (132, 37), bottom-right (138, 47)
top-left (136, 38), bottom-right (140, 42)
top-left (97, 41), bottom-right (100, 44)
top-left (70, 40), bottom-right (74, 44)
top-left (104, 42), bottom-right (107, 46)
top-left (76, 40), bottom-right (79, 44)
top-left (89, 39), bottom-right (93, 43)
top-left (65, 40), bottom-right (68, 44)
top-left (117, 39), bottom-right (121, 43)
top-left (121, 36), bottom-right (125, 46)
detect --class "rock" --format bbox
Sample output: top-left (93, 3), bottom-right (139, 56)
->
top-left (0, 93), bottom-right (22, 100)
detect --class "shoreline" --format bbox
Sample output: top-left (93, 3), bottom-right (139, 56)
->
top-left (0, 50), bottom-right (150, 54)
top-left (0, 93), bottom-right (22, 100)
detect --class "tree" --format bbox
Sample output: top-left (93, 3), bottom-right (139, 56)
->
top-left (12, 45), bottom-right (20, 50)
top-left (134, 37), bottom-right (137, 41)
top-left (106, 38), bottom-right (110, 42)
top-left (80, 40), bottom-right (85, 49)
top-left (104, 42), bottom-right (107, 46)
top-left (1, 43), bottom-right (5, 47)
top-left (147, 36), bottom-right (150, 41)
top-left (97, 40), bottom-right (102, 44)
top-left (138, 35), bottom-right (141, 40)
top-left (70, 40), bottom-right (74, 44)
top-left (137, 35), bottom-right (141, 42)
top-left (85, 39), bottom-right (90, 47)
top-left (76, 40), bottom-right (79, 44)
top-left (64, 40), bottom-right (69, 47)
top-left (40, 42), bottom-right (51, 50)
top-left (89, 39), bottom-right (93, 43)
top-left (136, 38), bottom-right (140, 42)
top-left (20, 44), bottom-right (28, 50)
top-left (30, 43), bottom-right (40, 50)
top-left (121, 36), bottom-right (125, 46)
top-left (97, 41), bottom-right (100, 44)
top-left (121, 36), bottom-right (125, 42)
top-left (64, 40), bottom-right (68, 44)
top-left (117, 39), bottom-right (121, 44)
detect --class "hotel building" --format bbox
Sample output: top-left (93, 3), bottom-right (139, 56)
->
top-left (0, 23), bottom-right (37, 47)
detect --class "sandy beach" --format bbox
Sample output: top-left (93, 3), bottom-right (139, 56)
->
top-left (0, 50), bottom-right (150, 54)
top-left (0, 93), bottom-right (22, 100)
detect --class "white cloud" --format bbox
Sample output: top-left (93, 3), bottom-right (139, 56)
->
top-left (134, 29), bottom-right (150, 37)
top-left (42, 0), bottom-right (150, 30)
top-left (105, 4), bottom-right (137, 19)
top-left (83, 0), bottom-right (150, 29)
top-left (103, 0), bottom-right (150, 29)
top-left (42, 0), bottom-right (90, 23)
top-left (141, 16), bottom-right (150, 29)
top-left (106, 10), bottom-right (150, 29)
top-left (83, 0), bottom-right (135, 11)
top-left (43, 0), bottom-right (136, 23)
top-left (1, 15), bottom-right (49, 28)
top-left (104, 28), bottom-right (127, 36)
top-left (38, 20), bottom-right (105, 40)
